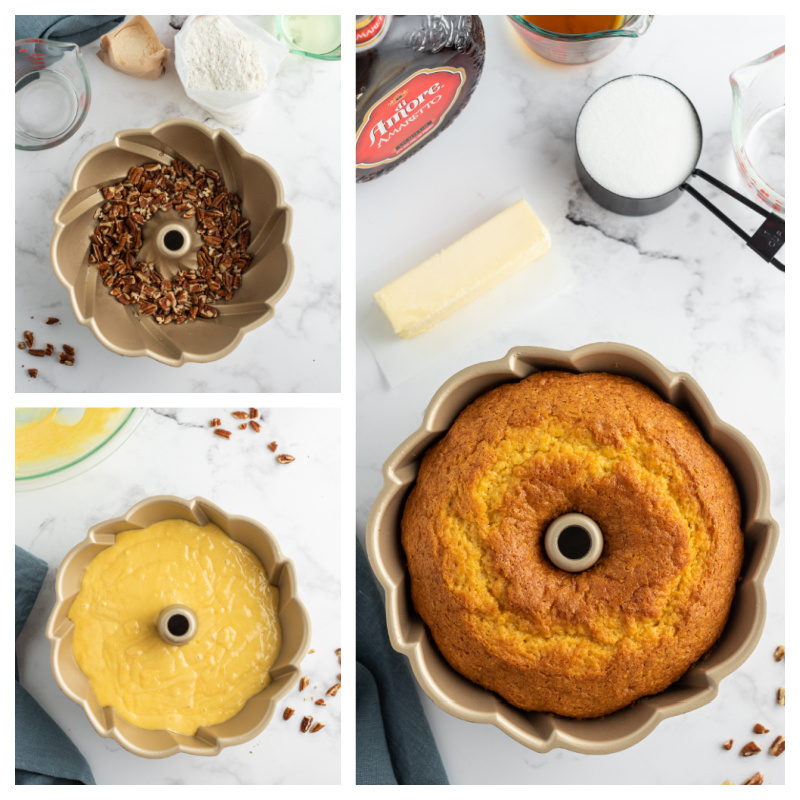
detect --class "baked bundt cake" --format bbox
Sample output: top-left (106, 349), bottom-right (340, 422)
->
top-left (401, 371), bottom-right (743, 718)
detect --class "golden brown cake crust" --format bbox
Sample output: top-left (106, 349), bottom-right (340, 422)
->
top-left (401, 371), bottom-right (743, 718)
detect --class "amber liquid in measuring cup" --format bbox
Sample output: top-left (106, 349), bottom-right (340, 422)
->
top-left (522, 15), bottom-right (624, 35)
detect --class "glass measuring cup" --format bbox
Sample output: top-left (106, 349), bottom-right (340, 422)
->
top-left (575, 75), bottom-right (784, 271)
top-left (15, 39), bottom-right (91, 150)
top-left (507, 15), bottom-right (653, 64)
top-left (730, 45), bottom-right (784, 215)
top-left (276, 15), bottom-right (341, 61)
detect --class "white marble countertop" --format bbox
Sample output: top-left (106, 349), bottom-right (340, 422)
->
top-left (356, 15), bottom-right (785, 785)
top-left (16, 406), bottom-right (341, 784)
top-left (15, 15), bottom-right (341, 393)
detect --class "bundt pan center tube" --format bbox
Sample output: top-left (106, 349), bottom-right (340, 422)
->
top-left (366, 343), bottom-right (778, 754)
top-left (544, 513), bottom-right (604, 573)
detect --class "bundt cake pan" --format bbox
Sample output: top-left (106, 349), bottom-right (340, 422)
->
top-left (366, 343), bottom-right (778, 754)
top-left (50, 118), bottom-right (293, 367)
top-left (46, 495), bottom-right (311, 758)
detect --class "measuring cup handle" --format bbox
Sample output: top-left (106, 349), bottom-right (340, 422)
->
top-left (680, 169), bottom-right (785, 271)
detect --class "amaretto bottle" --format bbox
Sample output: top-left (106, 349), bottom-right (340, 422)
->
top-left (356, 15), bottom-right (486, 182)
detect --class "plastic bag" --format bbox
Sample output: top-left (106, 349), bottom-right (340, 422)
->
top-left (175, 15), bottom-right (288, 127)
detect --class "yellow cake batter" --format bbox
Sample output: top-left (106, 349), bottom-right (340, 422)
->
top-left (69, 519), bottom-right (281, 735)
top-left (15, 408), bottom-right (129, 473)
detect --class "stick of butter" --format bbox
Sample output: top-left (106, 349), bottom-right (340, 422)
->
top-left (372, 199), bottom-right (551, 339)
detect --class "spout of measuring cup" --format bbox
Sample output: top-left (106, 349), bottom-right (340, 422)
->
top-left (617, 15), bottom-right (654, 38)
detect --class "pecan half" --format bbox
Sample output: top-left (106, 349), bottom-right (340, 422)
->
top-left (300, 716), bottom-right (313, 733)
top-left (740, 741), bottom-right (761, 757)
top-left (315, 699), bottom-right (326, 706)
top-left (250, 420), bottom-right (261, 433)
top-left (769, 735), bottom-right (785, 756)
top-left (777, 687), bottom-right (785, 706)
top-left (277, 454), bottom-right (295, 464)
top-left (310, 723), bottom-right (325, 733)
top-left (232, 411), bottom-right (249, 419)
top-left (27, 368), bottom-right (38, 378)
top-left (210, 418), bottom-right (221, 427)
top-left (283, 707), bottom-right (295, 721)
top-left (326, 683), bottom-right (341, 697)
top-left (299, 676), bottom-right (310, 692)
top-left (214, 428), bottom-right (232, 439)
top-left (774, 645), bottom-right (785, 662)
top-left (24, 331), bottom-right (34, 347)
top-left (742, 773), bottom-right (764, 785)
top-left (249, 407), bottom-right (258, 419)
top-left (27, 349), bottom-right (46, 357)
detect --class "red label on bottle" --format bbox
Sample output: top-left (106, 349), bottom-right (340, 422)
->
top-left (356, 68), bottom-right (466, 168)
top-left (356, 15), bottom-right (388, 49)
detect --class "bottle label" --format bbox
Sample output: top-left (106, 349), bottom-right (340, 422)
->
top-left (356, 67), bottom-right (467, 168)
top-left (356, 15), bottom-right (390, 50)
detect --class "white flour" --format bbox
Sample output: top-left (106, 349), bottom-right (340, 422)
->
top-left (183, 15), bottom-right (267, 92)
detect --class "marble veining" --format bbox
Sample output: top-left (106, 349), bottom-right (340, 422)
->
top-left (16, 407), bottom-right (341, 784)
top-left (15, 15), bottom-right (340, 393)
top-left (356, 15), bottom-right (784, 785)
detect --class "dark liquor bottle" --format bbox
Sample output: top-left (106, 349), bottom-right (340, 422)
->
top-left (356, 15), bottom-right (486, 183)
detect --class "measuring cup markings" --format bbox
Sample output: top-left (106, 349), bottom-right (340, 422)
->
top-left (730, 45), bottom-right (785, 214)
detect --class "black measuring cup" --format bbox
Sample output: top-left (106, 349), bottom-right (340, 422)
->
top-left (575, 75), bottom-right (785, 271)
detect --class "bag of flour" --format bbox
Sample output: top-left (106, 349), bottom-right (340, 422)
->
top-left (175, 15), bottom-right (288, 126)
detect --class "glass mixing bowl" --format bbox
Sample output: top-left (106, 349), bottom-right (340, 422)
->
top-left (15, 408), bottom-right (145, 491)
top-left (276, 15), bottom-right (341, 60)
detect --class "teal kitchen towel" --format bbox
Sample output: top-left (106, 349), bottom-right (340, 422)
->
top-left (356, 538), bottom-right (448, 785)
top-left (15, 546), bottom-right (96, 785)
top-left (15, 15), bottom-right (124, 45)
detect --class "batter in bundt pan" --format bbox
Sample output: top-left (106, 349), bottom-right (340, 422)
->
top-left (401, 371), bottom-right (743, 718)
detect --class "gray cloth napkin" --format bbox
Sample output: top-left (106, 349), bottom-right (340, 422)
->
top-left (356, 538), bottom-right (448, 785)
top-left (15, 546), bottom-right (96, 786)
top-left (15, 15), bottom-right (124, 45)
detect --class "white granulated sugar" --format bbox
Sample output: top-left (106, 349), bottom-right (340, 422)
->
top-left (183, 15), bottom-right (267, 92)
top-left (576, 75), bottom-right (702, 199)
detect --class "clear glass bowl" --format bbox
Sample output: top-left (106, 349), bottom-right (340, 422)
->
top-left (730, 45), bottom-right (785, 214)
top-left (15, 39), bottom-right (91, 150)
top-left (276, 15), bottom-right (341, 61)
top-left (15, 408), bottom-right (145, 491)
